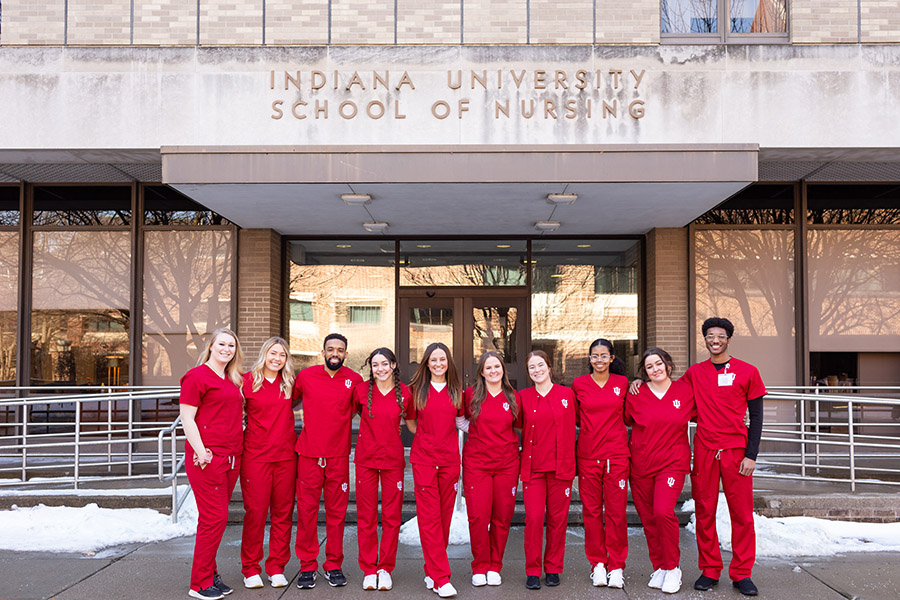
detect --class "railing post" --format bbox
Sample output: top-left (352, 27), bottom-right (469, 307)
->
top-left (107, 395), bottom-right (113, 472)
top-left (171, 426), bottom-right (179, 524)
top-left (799, 396), bottom-right (806, 478)
top-left (127, 392), bottom-right (134, 477)
top-left (74, 401), bottom-right (81, 490)
top-left (848, 400), bottom-right (856, 492)
top-left (814, 392), bottom-right (821, 472)
top-left (21, 403), bottom-right (28, 483)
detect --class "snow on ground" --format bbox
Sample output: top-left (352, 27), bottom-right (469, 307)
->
top-left (0, 486), bottom-right (197, 553)
top-left (0, 486), bottom-right (179, 496)
top-left (683, 494), bottom-right (900, 557)
top-left (400, 497), bottom-right (470, 546)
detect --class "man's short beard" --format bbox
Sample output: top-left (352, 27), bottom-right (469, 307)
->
top-left (326, 356), bottom-right (345, 370)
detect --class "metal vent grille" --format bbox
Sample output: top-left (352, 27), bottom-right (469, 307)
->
top-left (807, 162), bottom-right (900, 182)
top-left (111, 163), bottom-right (162, 182)
top-left (0, 170), bottom-right (20, 183)
top-left (758, 162), bottom-right (826, 181)
top-left (0, 163), bottom-right (135, 183)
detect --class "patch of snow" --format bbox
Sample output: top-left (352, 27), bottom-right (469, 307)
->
top-left (0, 488), bottom-right (198, 553)
top-left (400, 497), bottom-right (470, 546)
top-left (0, 486), bottom-right (183, 497)
top-left (685, 492), bottom-right (900, 557)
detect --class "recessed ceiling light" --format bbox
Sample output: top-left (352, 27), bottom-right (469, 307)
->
top-left (577, 244), bottom-right (591, 248)
top-left (417, 244), bottom-right (432, 248)
top-left (551, 274), bottom-right (564, 278)
top-left (336, 244), bottom-right (352, 248)
top-left (534, 221), bottom-right (560, 232)
top-left (422, 258), bottom-right (437, 262)
top-left (496, 244), bottom-right (511, 248)
top-left (342, 193), bottom-right (372, 205)
top-left (363, 221), bottom-right (389, 233)
top-left (547, 193), bottom-right (577, 205)
top-left (349, 258), bottom-right (365, 263)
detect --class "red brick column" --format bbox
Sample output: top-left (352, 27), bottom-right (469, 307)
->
top-left (237, 229), bottom-right (283, 368)
top-left (644, 228), bottom-right (689, 378)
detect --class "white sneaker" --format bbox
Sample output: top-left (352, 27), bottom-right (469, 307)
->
top-left (424, 576), bottom-right (435, 590)
top-left (591, 563), bottom-right (608, 587)
top-left (607, 568), bottom-right (625, 589)
top-left (377, 570), bottom-right (393, 591)
top-left (472, 574), bottom-right (487, 587)
top-left (268, 574), bottom-right (288, 588)
top-left (661, 568), bottom-right (682, 594)
top-left (362, 574), bottom-right (377, 590)
top-left (486, 571), bottom-right (502, 586)
top-left (648, 568), bottom-right (666, 589)
top-left (434, 582), bottom-right (458, 598)
top-left (243, 575), bottom-right (263, 589)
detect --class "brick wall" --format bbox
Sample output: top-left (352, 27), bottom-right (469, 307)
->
top-left (134, 0), bottom-right (197, 45)
top-left (331, 0), bottom-right (394, 45)
top-left (861, 2), bottom-right (900, 43)
top-left (266, 0), bottom-right (328, 44)
top-left (596, 0), bottom-right (659, 44)
top-left (791, 0), bottom-right (858, 43)
top-left (398, 0), bottom-right (460, 44)
top-left (463, 0), bottom-right (526, 44)
top-left (0, 0), bottom-right (66, 44)
top-left (68, 0), bottom-right (131, 45)
top-left (530, 1), bottom-right (592, 44)
top-left (644, 227), bottom-right (689, 378)
top-left (237, 229), bottom-right (283, 368)
top-left (199, 0), bottom-right (262, 45)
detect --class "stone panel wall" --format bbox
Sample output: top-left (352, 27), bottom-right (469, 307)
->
top-left (462, 0), bottom-right (526, 44)
top-left (331, 0), bottom-right (394, 44)
top-left (791, 0), bottom-right (858, 43)
top-left (861, 2), bottom-right (900, 43)
top-left (397, 0), bottom-right (460, 44)
top-left (199, 0), bottom-right (262, 45)
top-left (266, 0), bottom-right (329, 45)
top-left (596, 0), bottom-right (659, 44)
top-left (134, 0), bottom-right (197, 45)
top-left (529, 0), bottom-right (593, 44)
top-left (68, 0), bottom-right (131, 45)
top-left (0, 0), bottom-right (66, 45)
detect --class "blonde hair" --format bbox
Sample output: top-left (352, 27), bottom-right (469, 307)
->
top-left (196, 328), bottom-right (244, 388)
top-left (250, 337), bottom-right (295, 398)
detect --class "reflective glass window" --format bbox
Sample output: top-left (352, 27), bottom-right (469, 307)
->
top-left (33, 186), bottom-right (131, 226)
top-left (0, 231), bottom-right (18, 387)
top-left (0, 187), bottom-right (19, 226)
top-left (144, 185), bottom-right (232, 226)
top-left (693, 184), bottom-right (794, 225)
top-left (807, 185), bottom-right (900, 225)
top-left (399, 240), bottom-right (526, 287)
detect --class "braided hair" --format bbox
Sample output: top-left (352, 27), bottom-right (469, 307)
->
top-left (364, 348), bottom-right (406, 425)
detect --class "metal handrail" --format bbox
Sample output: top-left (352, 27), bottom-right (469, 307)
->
top-left (158, 415), bottom-right (189, 524)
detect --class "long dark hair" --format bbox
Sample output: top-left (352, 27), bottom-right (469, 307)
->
top-left (588, 338), bottom-right (627, 377)
top-left (409, 342), bottom-right (463, 410)
top-left (469, 351), bottom-right (518, 424)
top-left (364, 347), bottom-right (405, 422)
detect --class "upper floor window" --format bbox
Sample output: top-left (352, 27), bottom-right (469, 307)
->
top-left (661, 0), bottom-right (788, 43)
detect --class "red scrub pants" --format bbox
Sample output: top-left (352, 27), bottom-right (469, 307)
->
top-left (413, 463), bottom-right (460, 588)
top-left (240, 457), bottom-right (297, 578)
top-left (691, 445), bottom-right (756, 581)
top-left (522, 472), bottom-right (573, 577)
top-left (355, 465), bottom-right (405, 576)
top-left (295, 455), bottom-right (350, 571)
top-left (578, 457), bottom-right (629, 570)
top-left (462, 463), bottom-right (519, 575)
top-left (186, 454), bottom-right (241, 591)
top-left (630, 471), bottom-right (685, 571)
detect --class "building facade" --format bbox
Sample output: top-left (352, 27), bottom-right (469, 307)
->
top-left (1, 2), bottom-right (900, 441)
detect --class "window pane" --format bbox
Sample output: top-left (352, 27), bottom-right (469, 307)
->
top-left (693, 184), bottom-right (794, 225)
top-left (33, 186), bottom-right (131, 226)
top-left (144, 185), bottom-right (232, 226)
top-left (142, 230), bottom-right (233, 385)
top-left (289, 241), bottom-right (395, 375)
top-left (0, 232), bottom-right (18, 386)
top-left (0, 187), bottom-right (19, 226)
top-left (661, 0), bottom-right (718, 34)
top-left (807, 185), bottom-right (900, 225)
top-left (31, 231), bottom-right (131, 387)
top-left (400, 240), bottom-right (526, 287)
top-left (531, 240), bottom-right (640, 385)
top-left (731, 0), bottom-right (787, 33)
top-left (808, 229), bottom-right (900, 352)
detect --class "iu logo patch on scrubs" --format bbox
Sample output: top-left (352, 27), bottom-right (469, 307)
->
top-left (672, 399), bottom-right (681, 409)
top-left (667, 477), bottom-right (675, 488)
top-left (396, 481), bottom-right (403, 491)
top-left (614, 387), bottom-right (621, 395)
top-left (341, 482), bottom-right (348, 492)
top-left (618, 479), bottom-right (626, 490)
top-left (502, 402), bottom-right (510, 412)
top-left (453, 482), bottom-right (459, 492)
top-left (564, 487), bottom-right (571, 498)
top-left (561, 399), bottom-right (568, 409)
top-left (344, 379), bottom-right (352, 389)
top-left (511, 486), bottom-right (517, 497)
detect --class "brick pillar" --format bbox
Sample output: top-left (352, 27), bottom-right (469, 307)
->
top-left (237, 229), bottom-right (283, 368)
top-left (644, 227), bottom-right (690, 377)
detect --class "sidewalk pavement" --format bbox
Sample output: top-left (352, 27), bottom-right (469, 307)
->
top-left (2, 524), bottom-right (898, 600)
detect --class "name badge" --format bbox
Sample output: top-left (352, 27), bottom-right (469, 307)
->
top-left (718, 373), bottom-right (736, 387)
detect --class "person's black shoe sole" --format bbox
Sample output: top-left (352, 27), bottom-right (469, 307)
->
top-left (525, 576), bottom-right (541, 590)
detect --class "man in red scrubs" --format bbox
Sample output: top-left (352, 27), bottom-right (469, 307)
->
top-left (685, 318), bottom-right (765, 597)
top-left (292, 333), bottom-right (363, 589)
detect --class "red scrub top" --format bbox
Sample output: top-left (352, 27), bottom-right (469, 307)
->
top-left (572, 373), bottom-right (630, 460)
top-left (518, 384), bottom-right (576, 482)
top-left (683, 358), bottom-right (767, 452)
top-left (352, 381), bottom-right (414, 471)
top-left (292, 364), bottom-right (363, 458)
top-left (462, 387), bottom-right (520, 471)
top-left (179, 364), bottom-right (243, 458)
top-left (408, 384), bottom-right (463, 468)
top-left (242, 372), bottom-right (297, 463)
top-left (625, 379), bottom-right (696, 478)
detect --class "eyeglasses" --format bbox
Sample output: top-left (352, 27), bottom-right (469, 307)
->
top-left (589, 354), bottom-right (611, 361)
top-left (704, 334), bottom-right (729, 342)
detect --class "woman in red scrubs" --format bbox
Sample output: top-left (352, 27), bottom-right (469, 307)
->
top-left (518, 350), bottom-right (576, 590)
top-left (572, 338), bottom-right (630, 589)
top-left (461, 351), bottom-right (519, 587)
top-left (239, 336), bottom-right (297, 590)
top-left (352, 347), bottom-right (413, 591)
top-left (406, 342), bottom-right (463, 598)
top-left (625, 348), bottom-right (696, 595)
top-left (179, 328), bottom-right (244, 600)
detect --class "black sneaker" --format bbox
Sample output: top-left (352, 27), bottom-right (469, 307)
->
top-left (694, 574), bottom-right (719, 591)
top-left (297, 570), bottom-right (318, 589)
top-left (325, 569), bottom-right (348, 587)
top-left (188, 587), bottom-right (224, 600)
top-left (212, 573), bottom-right (233, 596)
top-left (525, 576), bottom-right (541, 590)
top-left (733, 578), bottom-right (759, 596)
top-left (545, 573), bottom-right (560, 587)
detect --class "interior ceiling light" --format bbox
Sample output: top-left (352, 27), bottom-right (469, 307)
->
top-left (417, 244), bottom-right (432, 248)
top-left (496, 244), bottom-right (511, 248)
top-left (547, 193), bottom-right (578, 205)
top-left (534, 221), bottom-right (561, 232)
top-left (577, 244), bottom-right (591, 248)
top-left (336, 244), bottom-right (352, 248)
top-left (342, 193), bottom-right (372, 206)
top-left (363, 221), bottom-right (389, 233)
